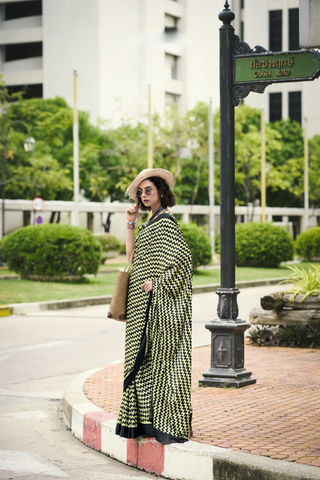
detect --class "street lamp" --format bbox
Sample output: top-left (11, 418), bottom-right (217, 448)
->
top-left (0, 110), bottom-right (35, 264)
top-left (24, 135), bottom-right (35, 153)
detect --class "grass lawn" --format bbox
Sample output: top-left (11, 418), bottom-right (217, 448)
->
top-left (1, 261), bottom-right (316, 305)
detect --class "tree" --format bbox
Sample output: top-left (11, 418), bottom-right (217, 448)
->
top-left (234, 106), bottom-right (305, 210)
top-left (153, 102), bottom-right (220, 207)
top-left (309, 135), bottom-right (320, 209)
top-left (2, 89), bottom-right (319, 213)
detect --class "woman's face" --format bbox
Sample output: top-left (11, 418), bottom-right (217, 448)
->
top-left (137, 179), bottom-right (161, 210)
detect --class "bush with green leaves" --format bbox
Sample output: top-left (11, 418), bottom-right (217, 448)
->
top-left (235, 222), bottom-right (294, 268)
top-left (278, 324), bottom-right (320, 348)
top-left (1, 224), bottom-right (101, 279)
top-left (179, 222), bottom-right (212, 269)
top-left (295, 227), bottom-right (320, 261)
top-left (248, 323), bottom-right (320, 348)
top-left (282, 264), bottom-right (320, 300)
top-left (95, 233), bottom-right (121, 253)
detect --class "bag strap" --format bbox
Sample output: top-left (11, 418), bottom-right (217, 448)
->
top-left (123, 250), bottom-right (134, 273)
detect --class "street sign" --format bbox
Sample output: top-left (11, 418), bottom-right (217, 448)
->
top-left (35, 215), bottom-right (43, 225)
top-left (32, 197), bottom-right (45, 211)
top-left (234, 49), bottom-right (320, 84)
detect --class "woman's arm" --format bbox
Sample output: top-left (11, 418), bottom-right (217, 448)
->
top-left (125, 204), bottom-right (138, 260)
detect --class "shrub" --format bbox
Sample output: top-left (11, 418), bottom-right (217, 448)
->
top-left (247, 325), bottom-right (263, 344)
top-left (179, 222), bottom-right (212, 269)
top-left (281, 264), bottom-right (320, 300)
top-left (95, 233), bottom-right (121, 253)
top-left (215, 231), bottom-right (220, 255)
top-left (1, 224), bottom-right (101, 279)
top-left (279, 324), bottom-right (309, 348)
top-left (296, 227), bottom-right (320, 261)
top-left (235, 222), bottom-right (294, 268)
top-left (119, 244), bottom-right (126, 255)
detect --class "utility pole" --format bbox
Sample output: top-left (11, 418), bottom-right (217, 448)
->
top-left (147, 85), bottom-right (153, 169)
top-left (261, 106), bottom-right (266, 223)
top-left (73, 70), bottom-right (79, 226)
top-left (304, 117), bottom-right (309, 231)
top-left (208, 98), bottom-right (215, 255)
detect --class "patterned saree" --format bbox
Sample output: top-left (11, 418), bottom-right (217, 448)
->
top-left (115, 212), bottom-right (193, 444)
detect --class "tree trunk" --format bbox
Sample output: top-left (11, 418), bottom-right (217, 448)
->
top-left (250, 306), bottom-right (320, 326)
top-left (260, 293), bottom-right (320, 311)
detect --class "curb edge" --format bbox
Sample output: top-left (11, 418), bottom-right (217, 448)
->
top-left (63, 369), bottom-right (320, 480)
top-left (9, 277), bottom-right (288, 315)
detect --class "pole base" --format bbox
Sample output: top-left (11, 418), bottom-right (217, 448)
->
top-left (199, 318), bottom-right (256, 388)
top-left (199, 375), bottom-right (256, 389)
top-left (199, 367), bottom-right (256, 388)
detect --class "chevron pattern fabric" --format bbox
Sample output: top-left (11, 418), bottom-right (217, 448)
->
top-left (115, 213), bottom-right (193, 444)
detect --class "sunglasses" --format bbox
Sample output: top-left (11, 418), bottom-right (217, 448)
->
top-left (136, 187), bottom-right (153, 197)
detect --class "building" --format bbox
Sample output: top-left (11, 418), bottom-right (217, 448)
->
top-left (0, 0), bottom-right (221, 125)
top-left (234, 0), bottom-right (320, 138)
top-left (0, 0), bottom-right (319, 134)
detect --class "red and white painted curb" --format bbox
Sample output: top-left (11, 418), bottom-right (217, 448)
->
top-left (63, 368), bottom-right (320, 480)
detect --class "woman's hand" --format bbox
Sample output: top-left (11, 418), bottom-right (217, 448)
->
top-left (141, 281), bottom-right (153, 294)
top-left (126, 205), bottom-right (139, 223)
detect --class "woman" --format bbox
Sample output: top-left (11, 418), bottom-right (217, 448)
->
top-left (115, 168), bottom-right (193, 445)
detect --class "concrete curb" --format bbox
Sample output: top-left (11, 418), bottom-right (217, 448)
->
top-left (192, 276), bottom-right (287, 294)
top-left (63, 368), bottom-right (320, 480)
top-left (0, 305), bottom-right (13, 317)
top-left (9, 277), bottom-right (287, 315)
top-left (9, 295), bottom-right (113, 315)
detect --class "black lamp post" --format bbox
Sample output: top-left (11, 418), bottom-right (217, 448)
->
top-left (199, 2), bottom-right (256, 388)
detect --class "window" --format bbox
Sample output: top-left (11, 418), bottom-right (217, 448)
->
top-left (240, 21), bottom-right (244, 41)
top-left (7, 84), bottom-right (43, 99)
top-left (289, 91), bottom-right (302, 124)
top-left (165, 93), bottom-right (178, 106)
top-left (269, 93), bottom-right (282, 122)
top-left (241, 0), bottom-right (244, 8)
top-left (269, 10), bottom-right (282, 52)
top-left (165, 53), bottom-right (178, 80)
top-left (4, 1), bottom-right (42, 21)
top-left (289, 8), bottom-right (300, 50)
top-left (5, 42), bottom-right (42, 62)
top-left (165, 14), bottom-right (178, 34)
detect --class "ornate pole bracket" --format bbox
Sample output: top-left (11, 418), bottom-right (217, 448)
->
top-left (232, 35), bottom-right (271, 106)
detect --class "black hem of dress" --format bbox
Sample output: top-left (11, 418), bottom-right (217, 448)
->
top-left (123, 294), bottom-right (152, 392)
top-left (115, 421), bottom-right (188, 445)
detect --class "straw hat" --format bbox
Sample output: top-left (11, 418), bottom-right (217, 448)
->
top-left (126, 168), bottom-right (174, 200)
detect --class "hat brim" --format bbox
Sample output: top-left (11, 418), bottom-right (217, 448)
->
top-left (127, 168), bottom-right (174, 200)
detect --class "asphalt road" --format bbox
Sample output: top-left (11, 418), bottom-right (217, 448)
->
top-left (0, 284), bottom-right (287, 479)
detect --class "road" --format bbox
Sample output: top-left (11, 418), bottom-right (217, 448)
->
top-left (0, 284), bottom-right (287, 479)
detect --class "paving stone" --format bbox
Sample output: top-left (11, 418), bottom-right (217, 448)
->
top-left (83, 343), bottom-right (320, 468)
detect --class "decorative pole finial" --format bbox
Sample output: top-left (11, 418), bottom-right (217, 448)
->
top-left (219, 1), bottom-right (235, 24)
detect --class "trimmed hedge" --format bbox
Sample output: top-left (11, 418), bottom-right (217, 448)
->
top-left (1, 224), bottom-right (101, 279)
top-left (95, 233), bottom-right (121, 253)
top-left (295, 227), bottom-right (320, 261)
top-left (235, 222), bottom-right (294, 268)
top-left (179, 222), bottom-right (212, 269)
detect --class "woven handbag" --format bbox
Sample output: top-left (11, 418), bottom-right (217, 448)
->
top-left (107, 254), bottom-right (133, 322)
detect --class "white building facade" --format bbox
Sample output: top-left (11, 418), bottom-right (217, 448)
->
top-left (234, 0), bottom-right (320, 138)
top-left (0, 0), bottom-right (221, 125)
top-left (0, 0), bottom-right (319, 135)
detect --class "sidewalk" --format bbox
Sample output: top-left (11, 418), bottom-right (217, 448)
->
top-left (64, 340), bottom-right (320, 480)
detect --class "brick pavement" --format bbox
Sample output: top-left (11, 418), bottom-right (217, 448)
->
top-left (84, 342), bottom-right (320, 468)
